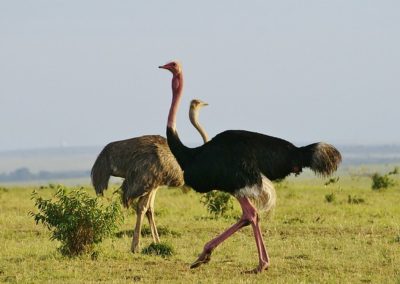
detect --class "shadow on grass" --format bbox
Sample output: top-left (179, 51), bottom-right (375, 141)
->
top-left (115, 225), bottom-right (181, 238)
top-left (284, 254), bottom-right (310, 260)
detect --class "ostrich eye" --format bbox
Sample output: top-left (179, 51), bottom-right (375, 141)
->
top-left (172, 62), bottom-right (176, 66)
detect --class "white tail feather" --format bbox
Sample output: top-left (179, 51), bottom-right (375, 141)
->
top-left (235, 174), bottom-right (276, 213)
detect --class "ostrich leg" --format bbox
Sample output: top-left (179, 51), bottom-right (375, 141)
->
top-left (131, 193), bottom-right (151, 253)
top-left (191, 196), bottom-right (270, 273)
top-left (242, 197), bottom-right (270, 273)
top-left (146, 187), bottom-right (160, 243)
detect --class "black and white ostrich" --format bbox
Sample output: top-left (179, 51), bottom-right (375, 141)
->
top-left (159, 61), bottom-right (342, 273)
top-left (91, 99), bottom-right (209, 253)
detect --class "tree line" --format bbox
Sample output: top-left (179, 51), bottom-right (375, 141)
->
top-left (0, 167), bottom-right (90, 182)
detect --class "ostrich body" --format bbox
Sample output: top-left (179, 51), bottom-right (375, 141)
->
top-left (91, 99), bottom-right (209, 253)
top-left (159, 61), bottom-right (342, 273)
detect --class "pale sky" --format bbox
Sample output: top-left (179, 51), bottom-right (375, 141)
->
top-left (1, 1), bottom-right (399, 151)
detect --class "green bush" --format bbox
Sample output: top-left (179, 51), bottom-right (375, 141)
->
top-left (201, 190), bottom-right (233, 218)
top-left (141, 242), bottom-right (174, 258)
top-left (371, 168), bottom-right (398, 190)
top-left (325, 193), bottom-right (336, 203)
top-left (30, 186), bottom-right (123, 256)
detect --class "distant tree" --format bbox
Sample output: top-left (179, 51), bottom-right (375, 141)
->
top-left (10, 167), bottom-right (33, 181)
top-left (0, 168), bottom-right (90, 182)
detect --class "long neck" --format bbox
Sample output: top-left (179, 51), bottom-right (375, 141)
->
top-left (189, 108), bottom-right (209, 143)
top-left (167, 73), bottom-right (183, 130)
top-left (166, 72), bottom-right (192, 169)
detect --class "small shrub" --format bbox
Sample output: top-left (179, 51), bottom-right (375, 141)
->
top-left (389, 167), bottom-right (399, 175)
top-left (141, 242), bottom-right (174, 258)
top-left (371, 167), bottom-right (398, 190)
top-left (325, 193), bottom-right (336, 203)
top-left (201, 191), bottom-right (233, 218)
top-left (48, 183), bottom-right (57, 189)
top-left (371, 173), bottom-right (396, 190)
top-left (348, 195), bottom-right (365, 204)
top-left (324, 177), bottom-right (340, 186)
top-left (0, 187), bottom-right (8, 193)
top-left (0, 187), bottom-right (8, 198)
top-left (0, 187), bottom-right (8, 192)
top-left (30, 185), bottom-right (123, 256)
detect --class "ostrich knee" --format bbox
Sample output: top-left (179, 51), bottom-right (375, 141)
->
top-left (131, 195), bottom-right (150, 253)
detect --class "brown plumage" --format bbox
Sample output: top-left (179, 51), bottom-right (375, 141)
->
top-left (91, 99), bottom-right (209, 253)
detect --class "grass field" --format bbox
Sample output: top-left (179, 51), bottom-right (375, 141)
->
top-left (1, 168), bottom-right (399, 283)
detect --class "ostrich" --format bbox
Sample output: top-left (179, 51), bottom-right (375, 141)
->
top-left (91, 99), bottom-right (209, 253)
top-left (159, 61), bottom-right (342, 273)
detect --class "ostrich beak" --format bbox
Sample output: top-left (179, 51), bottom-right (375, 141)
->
top-left (159, 64), bottom-right (168, 69)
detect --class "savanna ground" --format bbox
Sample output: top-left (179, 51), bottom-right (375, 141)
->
top-left (0, 166), bottom-right (399, 283)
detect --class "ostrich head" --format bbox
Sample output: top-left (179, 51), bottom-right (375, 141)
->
top-left (190, 99), bottom-right (208, 110)
top-left (159, 61), bottom-right (182, 75)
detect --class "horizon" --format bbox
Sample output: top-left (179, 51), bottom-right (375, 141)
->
top-left (1, 143), bottom-right (400, 175)
top-left (2, 142), bottom-right (400, 154)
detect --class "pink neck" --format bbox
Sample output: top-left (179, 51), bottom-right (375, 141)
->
top-left (167, 73), bottom-right (183, 130)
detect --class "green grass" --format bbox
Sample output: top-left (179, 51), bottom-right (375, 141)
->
top-left (0, 170), bottom-right (400, 283)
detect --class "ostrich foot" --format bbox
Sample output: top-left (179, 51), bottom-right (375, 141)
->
top-left (190, 251), bottom-right (212, 269)
top-left (243, 262), bottom-right (269, 274)
top-left (131, 243), bottom-right (140, 254)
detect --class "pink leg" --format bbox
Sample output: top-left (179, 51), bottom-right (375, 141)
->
top-left (190, 216), bottom-right (249, 268)
top-left (245, 206), bottom-right (269, 271)
top-left (237, 197), bottom-right (270, 273)
top-left (191, 196), bottom-right (270, 273)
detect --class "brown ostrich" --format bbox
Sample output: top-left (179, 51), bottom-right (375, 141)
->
top-left (91, 99), bottom-right (209, 253)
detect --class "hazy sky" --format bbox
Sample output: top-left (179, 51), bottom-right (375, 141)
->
top-left (1, 1), bottom-right (399, 151)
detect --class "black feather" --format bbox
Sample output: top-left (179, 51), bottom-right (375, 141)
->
top-left (167, 128), bottom-right (341, 195)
